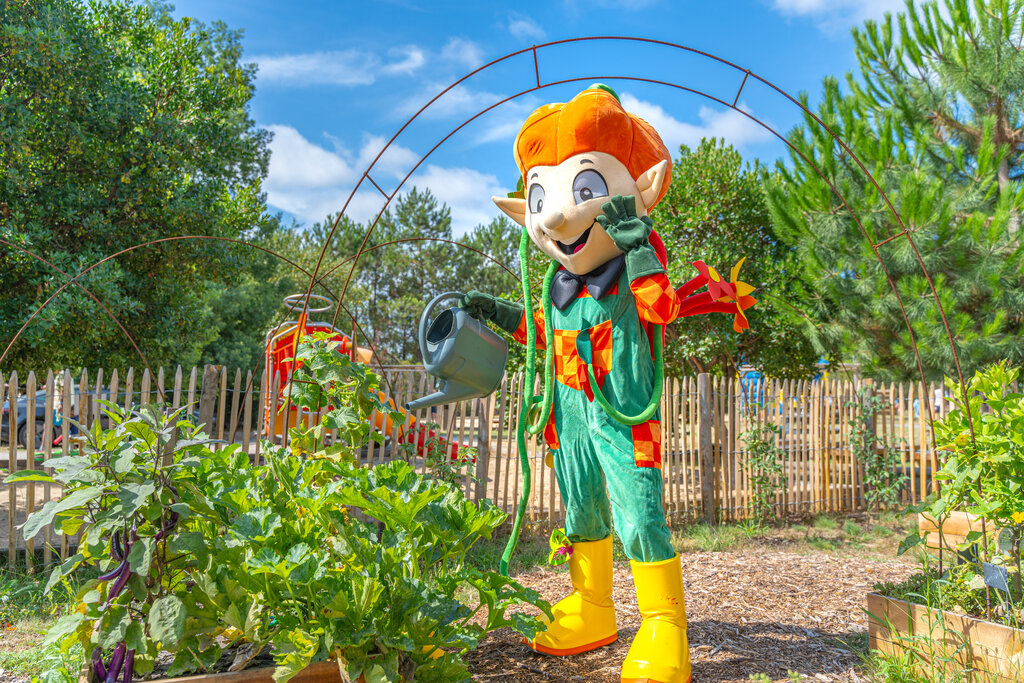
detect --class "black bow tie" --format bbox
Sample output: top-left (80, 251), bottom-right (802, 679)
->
top-left (549, 255), bottom-right (625, 311)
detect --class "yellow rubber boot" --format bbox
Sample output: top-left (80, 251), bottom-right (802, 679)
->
top-left (620, 555), bottom-right (691, 683)
top-left (528, 535), bottom-right (618, 656)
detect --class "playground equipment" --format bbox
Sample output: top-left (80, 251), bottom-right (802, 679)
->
top-left (263, 294), bottom-right (466, 460)
top-left (405, 291), bottom-right (508, 412)
top-left (263, 294), bottom-right (374, 437)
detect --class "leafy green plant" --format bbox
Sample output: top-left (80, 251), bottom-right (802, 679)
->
top-left (846, 389), bottom-right (906, 511)
top-left (902, 363), bottom-right (1024, 596)
top-left (13, 334), bottom-right (550, 682)
top-left (742, 423), bottom-right (787, 521)
top-left (4, 402), bottom-right (218, 682)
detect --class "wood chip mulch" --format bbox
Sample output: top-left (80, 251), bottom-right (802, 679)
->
top-left (465, 550), bottom-right (917, 683)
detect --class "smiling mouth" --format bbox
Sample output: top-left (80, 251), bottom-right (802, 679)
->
top-left (557, 225), bottom-right (593, 255)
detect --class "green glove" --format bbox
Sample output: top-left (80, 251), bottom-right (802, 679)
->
top-left (595, 194), bottom-right (664, 280)
top-left (460, 291), bottom-right (524, 335)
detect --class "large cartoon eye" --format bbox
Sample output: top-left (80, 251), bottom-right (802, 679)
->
top-left (528, 184), bottom-right (545, 214)
top-left (573, 169), bottom-right (609, 204)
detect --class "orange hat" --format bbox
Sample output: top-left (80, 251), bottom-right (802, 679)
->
top-left (513, 85), bottom-right (673, 208)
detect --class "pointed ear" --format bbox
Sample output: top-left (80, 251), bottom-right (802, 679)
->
top-left (636, 160), bottom-right (670, 211)
top-left (493, 196), bottom-right (527, 227)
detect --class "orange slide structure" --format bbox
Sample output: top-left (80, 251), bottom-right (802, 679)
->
top-left (263, 295), bottom-right (466, 460)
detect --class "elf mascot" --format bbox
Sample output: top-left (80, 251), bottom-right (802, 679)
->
top-left (460, 85), bottom-right (755, 683)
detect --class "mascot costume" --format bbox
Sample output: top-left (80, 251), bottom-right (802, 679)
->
top-left (460, 85), bottom-right (755, 683)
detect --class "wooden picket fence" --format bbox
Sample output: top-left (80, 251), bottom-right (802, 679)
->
top-left (0, 365), bottom-right (950, 569)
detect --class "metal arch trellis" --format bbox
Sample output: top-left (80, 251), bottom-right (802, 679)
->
top-left (0, 35), bottom-right (981, 513)
top-left (309, 35), bottom-right (974, 455)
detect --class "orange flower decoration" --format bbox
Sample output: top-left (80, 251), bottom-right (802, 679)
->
top-left (691, 258), bottom-right (757, 332)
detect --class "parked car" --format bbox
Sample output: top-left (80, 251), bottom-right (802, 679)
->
top-left (0, 390), bottom-right (72, 447)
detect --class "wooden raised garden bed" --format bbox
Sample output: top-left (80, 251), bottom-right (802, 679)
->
top-left (867, 592), bottom-right (1024, 682)
top-left (79, 661), bottom-right (355, 683)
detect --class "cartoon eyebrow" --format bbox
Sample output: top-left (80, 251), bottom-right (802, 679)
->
top-left (580, 159), bottom-right (594, 165)
top-left (530, 172), bottom-right (539, 179)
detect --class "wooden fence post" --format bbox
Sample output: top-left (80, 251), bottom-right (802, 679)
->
top-left (698, 373), bottom-right (716, 525)
top-left (198, 364), bottom-right (220, 433)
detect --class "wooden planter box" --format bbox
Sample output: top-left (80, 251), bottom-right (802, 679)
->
top-left (867, 592), bottom-right (1024, 682)
top-left (918, 510), bottom-right (994, 551)
top-left (80, 661), bottom-right (358, 683)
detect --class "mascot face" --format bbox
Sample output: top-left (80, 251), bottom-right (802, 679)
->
top-left (491, 86), bottom-right (671, 276)
top-left (523, 152), bottom-right (644, 275)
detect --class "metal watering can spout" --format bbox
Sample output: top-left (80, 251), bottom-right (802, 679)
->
top-left (405, 380), bottom-right (479, 412)
top-left (404, 291), bottom-right (508, 411)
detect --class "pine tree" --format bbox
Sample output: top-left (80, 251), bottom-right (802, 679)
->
top-left (765, 0), bottom-right (1024, 381)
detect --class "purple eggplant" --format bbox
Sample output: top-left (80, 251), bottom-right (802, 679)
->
top-left (154, 511), bottom-right (180, 541)
top-left (103, 562), bottom-right (132, 608)
top-left (98, 557), bottom-right (128, 583)
top-left (111, 529), bottom-right (124, 561)
top-left (104, 642), bottom-right (126, 683)
top-left (121, 648), bottom-right (135, 683)
top-left (91, 646), bottom-right (106, 681)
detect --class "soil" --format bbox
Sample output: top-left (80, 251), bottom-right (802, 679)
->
top-left (465, 549), bottom-right (917, 682)
top-left (0, 543), bottom-right (917, 683)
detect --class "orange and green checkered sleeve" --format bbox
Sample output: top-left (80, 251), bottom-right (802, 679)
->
top-left (629, 272), bottom-right (680, 325)
top-left (511, 307), bottom-right (547, 349)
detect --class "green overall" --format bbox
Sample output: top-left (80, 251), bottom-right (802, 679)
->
top-left (545, 270), bottom-right (674, 563)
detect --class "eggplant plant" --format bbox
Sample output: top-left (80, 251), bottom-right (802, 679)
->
top-left (6, 403), bottom-right (216, 681)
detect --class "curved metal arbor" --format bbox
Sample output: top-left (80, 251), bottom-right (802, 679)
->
top-left (1, 35), bottom-right (979, 467)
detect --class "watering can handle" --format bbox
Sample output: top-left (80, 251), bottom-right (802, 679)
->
top-left (417, 291), bottom-right (466, 362)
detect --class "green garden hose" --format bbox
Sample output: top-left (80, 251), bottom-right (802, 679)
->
top-left (499, 229), bottom-right (665, 576)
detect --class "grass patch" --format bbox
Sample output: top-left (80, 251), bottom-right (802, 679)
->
top-left (813, 515), bottom-right (839, 530)
top-left (807, 536), bottom-right (838, 551)
top-left (842, 519), bottom-right (864, 537)
top-left (675, 522), bottom-right (750, 553)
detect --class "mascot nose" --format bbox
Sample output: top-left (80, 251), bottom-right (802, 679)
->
top-left (541, 211), bottom-right (566, 232)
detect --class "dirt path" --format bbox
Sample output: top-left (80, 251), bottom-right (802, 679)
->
top-left (466, 549), bottom-right (916, 682)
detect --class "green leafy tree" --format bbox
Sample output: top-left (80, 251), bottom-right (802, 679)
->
top-left (0, 0), bottom-right (270, 372)
top-left (652, 139), bottom-right (820, 378)
top-left (198, 214), bottom-right (298, 373)
top-left (765, 0), bottom-right (1024, 381)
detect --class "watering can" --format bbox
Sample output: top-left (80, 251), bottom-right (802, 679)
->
top-left (404, 291), bottom-right (508, 411)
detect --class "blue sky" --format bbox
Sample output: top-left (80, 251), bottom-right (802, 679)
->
top-left (168, 0), bottom-right (906, 236)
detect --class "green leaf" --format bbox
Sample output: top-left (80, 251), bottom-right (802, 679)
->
top-left (149, 595), bottom-right (186, 648)
top-left (897, 531), bottom-right (925, 556)
top-left (231, 508), bottom-right (282, 542)
top-left (3, 470), bottom-right (54, 484)
top-left (23, 486), bottom-right (104, 540)
top-left (100, 607), bottom-right (130, 648)
top-left (128, 537), bottom-right (155, 576)
top-left (42, 612), bottom-right (86, 646)
top-left (118, 482), bottom-right (156, 516)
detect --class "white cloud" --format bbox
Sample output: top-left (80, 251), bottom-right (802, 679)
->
top-left (381, 46), bottom-right (426, 75)
top-left (770, 0), bottom-right (905, 31)
top-left (441, 38), bottom-right (484, 70)
top-left (264, 125), bottom-right (355, 189)
top-left (253, 46), bottom-right (425, 87)
top-left (620, 93), bottom-right (774, 153)
top-left (407, 166), bottom-right (506, 236)
top-left (264, 125), bottom-right (501, 236)
top-left (397, 83), bottom-right (504, 120)
top-left (508, 13), bottom-right (545, 41)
